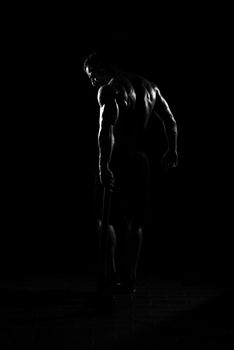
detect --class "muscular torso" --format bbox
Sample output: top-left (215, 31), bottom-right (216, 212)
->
top-left (105, 73), bottom-right (157, 151)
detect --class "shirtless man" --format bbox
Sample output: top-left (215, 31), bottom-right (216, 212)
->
top-left (83, 51), bottom-right (178, 295)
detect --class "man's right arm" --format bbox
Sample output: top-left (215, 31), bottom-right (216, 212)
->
top-left (97, 85), bottom-right (119, 188)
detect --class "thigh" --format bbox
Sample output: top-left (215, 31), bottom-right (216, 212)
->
top-left (93, 173), bottom-right (103, 222)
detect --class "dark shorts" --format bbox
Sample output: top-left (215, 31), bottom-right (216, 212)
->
top-left (93, 150), bottom-right (150, 228)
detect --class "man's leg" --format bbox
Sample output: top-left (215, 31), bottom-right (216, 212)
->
top-left (97, 220), bottom-right (117, 291)
top-left (95, 220), bottom-right (117, 312)
top-left (126, 223), bottom-right (143, 281)
top-left (121, 152), bottom-right (149, 291)
top-left (119, 221), bottom-right (143, 292)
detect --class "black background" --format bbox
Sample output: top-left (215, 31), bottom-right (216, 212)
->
top-left (2, 8), bottom-right (233, 283)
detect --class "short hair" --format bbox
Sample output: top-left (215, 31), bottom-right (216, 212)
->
top-left (83, 51), bottom-right (111, 73)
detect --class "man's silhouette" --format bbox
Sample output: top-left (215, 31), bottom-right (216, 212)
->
top-left (83, 51), bottom-right (178, 295)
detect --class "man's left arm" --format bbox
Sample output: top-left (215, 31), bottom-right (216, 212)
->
top-left (154, 88), bottom-right (178, 170)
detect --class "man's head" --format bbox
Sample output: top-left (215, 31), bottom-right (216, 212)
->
top-left (83, 52), bottom-right (114, 87)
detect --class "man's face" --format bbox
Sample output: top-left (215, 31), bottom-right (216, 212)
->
top-left (85, 65), bottom-right (108, 87)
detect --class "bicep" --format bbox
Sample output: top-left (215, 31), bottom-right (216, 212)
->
top-left (98, 86), bottom-right (119, 127)
top-left (99, 101), bottom-right (119, 128)
top-left (98, 102), bottom-right (117, 149)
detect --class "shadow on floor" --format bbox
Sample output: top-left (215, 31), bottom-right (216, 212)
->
top-left (1, 274), bottom-right (233, 349)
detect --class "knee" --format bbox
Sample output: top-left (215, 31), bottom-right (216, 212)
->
top-left (137, 227), bottom-right (143, 241)
top-left (135, 226), bottom-right (143, 239)
top-left (98, 221), bottom-right (116, 237)
top-left (127, 221), bottom-right (143, 236)
top-left (107, 225), bottom-right (117, 245)
top-left (97, 219), bottom-right (102, 233)
top-left (107, 224), bottom-right (114, 232)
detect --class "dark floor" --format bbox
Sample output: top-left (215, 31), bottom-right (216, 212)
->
top-left (1, 270), bottom-right (233, 349)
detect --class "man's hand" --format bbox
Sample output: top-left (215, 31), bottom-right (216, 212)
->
top-left (161, 149), bottom-right (178, 173)
top-left (99, 166), bottom-right (115, 191)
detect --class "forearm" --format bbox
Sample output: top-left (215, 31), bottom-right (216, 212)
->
top-left (98, 125), bottom-right (115, 170)
top-left (162, 117), bottom-right (178, 152)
